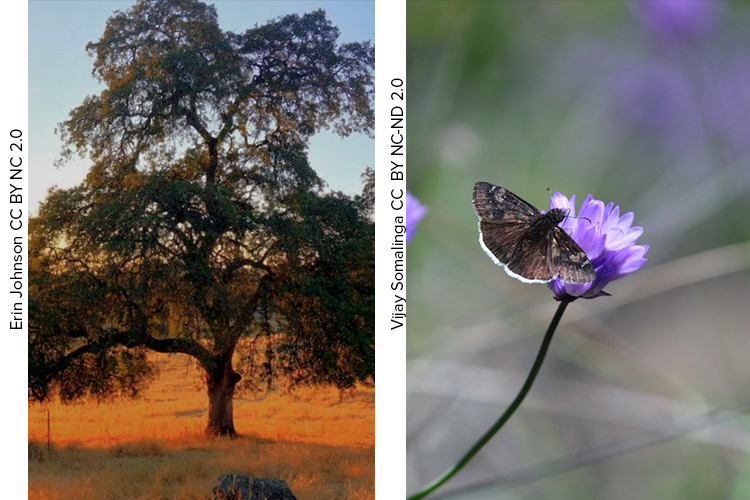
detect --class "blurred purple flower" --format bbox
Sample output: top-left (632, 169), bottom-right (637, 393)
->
top-left (547, 192), bottom-right (649, 300)
top-left (406, 191), bottom-right (428, 245)
top-left (616, 62), bottom-right (693, 133)
top-left (616, 55), bottom-right (750, 156)
top-left (701, 57), bottom-right (750, 153)
top-left (632, 0), bottom-right (719, 41)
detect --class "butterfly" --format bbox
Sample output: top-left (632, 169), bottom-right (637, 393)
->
top-left (472, 182), bottom-right (596, 284)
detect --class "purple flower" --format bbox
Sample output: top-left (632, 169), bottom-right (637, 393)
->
top-left (406, 191), bottom-right (428, 245)
top-left (701, 57), bottom-right (750, 153)
top-left (632, 0), bottom-right (719, 41)
top-left (547, 192), bottom-right (649, 300)
top-left (616, 62), bottom-right (694, 134)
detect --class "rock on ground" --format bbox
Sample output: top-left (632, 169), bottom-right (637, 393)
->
top-left (212, 473), bottom-right (298, 500)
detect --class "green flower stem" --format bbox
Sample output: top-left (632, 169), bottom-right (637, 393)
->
top-left (407, 299), bottom-right (571, 500)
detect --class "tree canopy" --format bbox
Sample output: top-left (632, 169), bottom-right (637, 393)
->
top-left (30, 0), bottom-right (374, 435)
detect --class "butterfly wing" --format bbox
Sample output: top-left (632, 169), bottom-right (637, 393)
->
top-left (474, 182), bottom-right (553, 283)
top-left (477, 221), bottom-right (530, 278)
top-left (548, 227), bottom-right (596, 283)
top-left (473, 182), bottom-right (540, 223)
top-left (502, 225), bottom-right (559, 283)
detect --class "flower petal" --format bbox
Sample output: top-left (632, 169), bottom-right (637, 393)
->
top-left (549, 192), bottom-right (647, 300)
top-left (406, 191), bottom-right (428, 245)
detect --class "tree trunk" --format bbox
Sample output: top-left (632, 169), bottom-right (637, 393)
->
top-left (205, 354), bottom-right (242, 437)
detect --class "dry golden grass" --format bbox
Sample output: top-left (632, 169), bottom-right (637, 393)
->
top-left (29, 352), bottom-right (374, 499)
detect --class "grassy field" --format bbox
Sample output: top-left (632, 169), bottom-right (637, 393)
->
top-left (29, 352), bottom-right (374, 500)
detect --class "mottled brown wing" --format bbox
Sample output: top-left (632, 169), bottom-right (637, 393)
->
top-left (474, 182), bottom-right (553, 283)
top-left (478, 221), bottom-right (554, 283)
top-left (473, 182), bottom-right (540, 224)
top-left (548, 227), bottom-right (596, 283)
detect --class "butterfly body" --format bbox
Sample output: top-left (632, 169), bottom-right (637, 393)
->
top-left (526, 208), bottom-right (566, 242)
top-left (472, 182), bottom-right (595, 284)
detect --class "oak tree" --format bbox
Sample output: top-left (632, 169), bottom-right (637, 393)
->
top-left (29, 0), bottom-right (374, 436)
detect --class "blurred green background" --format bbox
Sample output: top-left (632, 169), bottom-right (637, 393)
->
top-left (406, 1), bottom-right (750, 499)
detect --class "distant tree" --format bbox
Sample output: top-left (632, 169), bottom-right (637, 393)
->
top-left (29, 0), bottom-right (374, 437)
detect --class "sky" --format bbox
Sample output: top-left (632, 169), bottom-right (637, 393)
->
top-left (28, 0), bottom-right (375, 215)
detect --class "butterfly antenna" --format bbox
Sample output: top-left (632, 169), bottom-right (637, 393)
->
top-left (561, 209), bottom-right (592, 230)
top-left (568, 214), bottom-right (592, 225)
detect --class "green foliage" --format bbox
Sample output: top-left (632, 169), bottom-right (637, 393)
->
top-left (31, 0), bottom-right (374, 404)
top-left (273, 193), bottom-right (375, 388)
